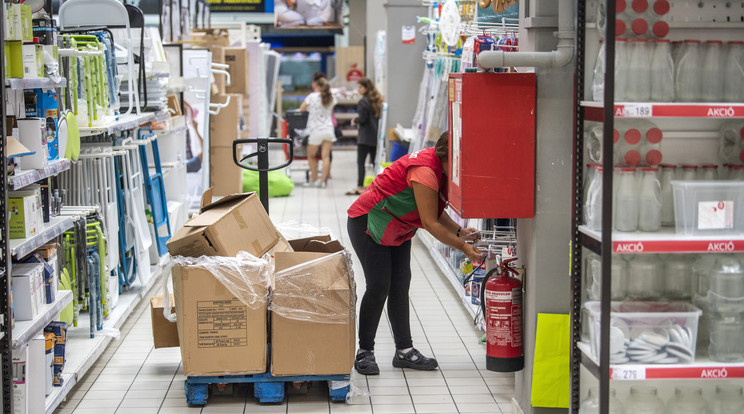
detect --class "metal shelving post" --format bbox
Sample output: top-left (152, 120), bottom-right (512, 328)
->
top-left (0, 3), bottom-right (11, 412)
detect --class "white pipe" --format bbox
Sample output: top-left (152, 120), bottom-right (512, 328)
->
top-left (478, 0), bottom-right (575, 70)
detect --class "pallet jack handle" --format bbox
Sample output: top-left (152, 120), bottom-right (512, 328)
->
top-left (233, 137), bottom-right (294, 214)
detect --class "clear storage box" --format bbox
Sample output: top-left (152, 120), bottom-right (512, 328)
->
top-left (672, 181), bottom-right (744, 235)
top-left (585, 301), bottom-right (702, 365)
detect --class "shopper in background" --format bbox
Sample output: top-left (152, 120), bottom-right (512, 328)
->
top-left (300, 76), bottom-right (337, 188)
top-left (347, 131), bottom-right (484, 375)
top-left (346, 78), bottom-right (382, 196)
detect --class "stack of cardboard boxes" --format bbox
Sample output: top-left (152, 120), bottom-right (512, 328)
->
top-left (156, 189), bottom-right (355, 377)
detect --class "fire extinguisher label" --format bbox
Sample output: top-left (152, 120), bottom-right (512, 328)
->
top-left (486, 288), bottom-right (523, 358)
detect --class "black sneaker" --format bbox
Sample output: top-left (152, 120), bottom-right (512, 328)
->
top-left (392, 348), bottom-right (438, 370)
top-left (354, 350), bottom-right (380, 375)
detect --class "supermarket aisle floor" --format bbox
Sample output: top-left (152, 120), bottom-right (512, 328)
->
top-left (54, 148), bottom-right (516, 414)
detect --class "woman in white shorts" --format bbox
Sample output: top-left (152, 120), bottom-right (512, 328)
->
top-left (300, 77), bottom-right (337, 187)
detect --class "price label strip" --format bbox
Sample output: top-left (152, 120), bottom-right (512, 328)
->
top-left (620, 104), bottom-right (653, 118)
top-left (611, 366), bottom-right (646, 380)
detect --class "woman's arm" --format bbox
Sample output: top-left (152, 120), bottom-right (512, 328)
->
top-left (299, 101), bottom-right (309, 112)
top-left (353, 99), bottom-right (370, 126)
top-left (413, 182), bottom-right (483, 262)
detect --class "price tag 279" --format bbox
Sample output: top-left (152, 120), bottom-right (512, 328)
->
top-left (612, 367), bottom-right (646, 380)
top-left (622, 104), bottom-right (653, 118)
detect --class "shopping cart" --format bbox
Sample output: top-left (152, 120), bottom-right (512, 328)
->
top-left (281, 110), bottom-right (332, 183)
top-left (232, 137), bottom-right (294, 214)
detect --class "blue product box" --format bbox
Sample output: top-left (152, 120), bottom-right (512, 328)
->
top-left (35, 89), bottom-right (59, 161)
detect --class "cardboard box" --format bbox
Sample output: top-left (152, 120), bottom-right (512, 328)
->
top-left (7, 41), bottom-right (24, 78)
top-left (11, 263), bottom-right (44, 321)
top-left (271, 237), bottom-right (355, 376)
top-left (21, 44), bottom-right (42, 79)
top-left (151, 295), bottom-right (179, 349)
top-left (20, 4), bottom-right (32, 42)
top-left (44, 322), bottom-right (67, 386)
top-left (171, 259), bottom-right (268, 376)
top-left (209, 146), bottom-right (243, 197)
top-left (9, 186), bottom-right (43, 239)
top-left (209, 93), bottom-right (242, 148)
top-left (8, 4), bottom-right (22, 41)
top-left (12, 335), bottom-right (45, 414)
top-left (166, 190), bottom-right (282, 258)
top-left (188, 29), bottom-right (231, 47)
top-left (224, 47), bottom-right (250, 96)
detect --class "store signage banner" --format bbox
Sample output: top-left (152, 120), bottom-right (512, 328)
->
top-left (207, 0), bottom-right (267, 13)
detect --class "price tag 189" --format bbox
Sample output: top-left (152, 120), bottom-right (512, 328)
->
top-left (611, 367), bottom-right (646, 380)
top-left (622, 104), bottom-right (653, 118)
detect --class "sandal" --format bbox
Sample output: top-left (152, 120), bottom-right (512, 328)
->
top-left (345, 188), bottom-right (363, 196)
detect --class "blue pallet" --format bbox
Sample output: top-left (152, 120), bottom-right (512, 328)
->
top-left (184, 372), bottom-right (351, 406)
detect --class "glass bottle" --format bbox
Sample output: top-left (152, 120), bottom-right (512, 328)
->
top-left (666, 386), bottom-right (710, 414)
top-left (709, 314), bottom-right (744, 362)
top-left (730, 165), bottom-right (744, 181)
top-left (614, 167), bottom-right (638, 231)
top-left (664, 254), bottom-right (693, 300)
top-left (628, 39), bottom-right (652, 102)
top-left (723, 41), bottom-right (744, 103)
top-left (651, 39), bottom-right (674, 102)
top-left (676, 40), bottom-right (702, 102)
top-left (623, 128), bottom-right (642, 167)
top-left (638, 167), bottom-right (661, 232)
top-left (585, 165), bottom-right (603, 231)
top-left (627, 254), bottom-right (663, 299)
top-left (643, 127), bottom-right (663, 166)
top-left (659, 164), bottom-right (676, 226)
top-left (625, 386), bottom-right (665, 414)
top-left (592, 40), bottom-right (606, 102)
top-left (708, 257), bottom-right (744, 314)
top-left (672, 41), bottom-right (684, 69)
top-left (711, 384), bottom-right (744, 414)
top-left (579, 387), bottom-right (625, 414)
top-left (615, 39), bottom-right (630, 102)
top-left (611, 255), bottom-right (628, 300)
top-left (699, 164), bottom-right (719, 180)
top-left (692, 254), bottom-right (716, 301)
top-left (680, 164), bottom-right (698, 180)
top-left (702, 40), bottom-right (724, 102)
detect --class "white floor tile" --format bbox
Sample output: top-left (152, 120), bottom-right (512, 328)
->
top-left (116, 408), bottom-right (160, 414)
top-left (118, 398), bottom-right (163, 408)
top-left (413, 403), bottom-right (459, 413)
top-left (286, 404), bottom-right (330, 413)
top-left (370, 404), bottom-right (415, 414)
top-left (456, 402), bottom-right (502, 413)
top-left (369, 395), bottom-right (412, 405)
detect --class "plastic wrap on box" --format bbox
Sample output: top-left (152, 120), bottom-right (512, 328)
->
top-left (275, 221), bottom-right (337, 241)
top-left (270, 250), bottom-right (355, 324)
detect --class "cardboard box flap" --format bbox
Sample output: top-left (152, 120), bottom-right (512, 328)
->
top-left (272, 251), bottom-right (353, 325)
top-left (198, 191), bottom-right (258, 215)
top-left (288, 235), bottom-right (345, 254)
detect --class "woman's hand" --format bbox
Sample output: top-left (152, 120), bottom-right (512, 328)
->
top-left (462, 243), bottom-right (484, 263)
top-left (458, 227), bottom-right (480, 242)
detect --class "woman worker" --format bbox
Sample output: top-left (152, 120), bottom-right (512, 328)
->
top-left (347, 131), bottom-right (484, 374)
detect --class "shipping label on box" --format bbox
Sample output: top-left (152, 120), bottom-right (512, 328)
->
top-left (172, 258), bottom-right (269, 376)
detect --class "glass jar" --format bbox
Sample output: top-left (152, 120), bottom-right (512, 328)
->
top-left (585, 165), bottom-right (603, 231)
top-left (627, 254), bottom-right (663, 299)
top-left (711, 384), bottom-right (744, 414)
top-left (615, 39), bottom-right (630, 102)
top-left (692, 254), bottom-right (716, 300)
top-left (586, 254), bottom-right (627, 301)
top-left (593, 40), bottom-right (606, 102)
top-left (625, 386), bottom-right (665, 414)
top-left (723, 41), bottom-right (744, 103)
top-left (664, 254), bottom-right (693, 300)
top-left (702, 40), bottom-right (724, 102)
top-left (699, 165), bottom-right (719, 181)
top-left (628, 39), bottom-right (652, 102)
top-left (729, 165), bottom-right (744, 181)
top-left (680, 164), bottom-right (698, 180)
top-left (659, 164), bottom-right (676, 227)
top-left (709, 314), bottom-right (744, 362)
top-left (579, 387), bottom-right (625, 414)
top-left (614, 167), bottom-right (638, 231)
top-left (676, 40), bottom-right (702, 102)
top-left (708, 257), bottom-right (744, 313)
top-left (666, 386), bottom-right (710, 414)
top-left (638, 167), bottom-right (661, 232)
top-left (651, 40), bottom-right (674, 102)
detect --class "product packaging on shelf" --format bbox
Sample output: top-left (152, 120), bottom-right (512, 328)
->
top-left (35, 244), bottom-right (58, 304)
top-left (171, 253), bottom-right (271, 377)
top-left (44, 321), bottom-right (67, 387)
top-left (8, 185), bottom-right (43, 239)
top-left (671, 181), bottom-right (744, 235)
top-left (17, 117), bottom-right (48, 170)
top-left (11, 262), bottom-right (45, 321)
top-left (166, 189), bottom-right (286, 258)
top-left (44, 332), bottom-right (54, 396)
top-left (12, 335), bottom-right (45, 414)
top-left (270, 236), bottom-right (356, 376)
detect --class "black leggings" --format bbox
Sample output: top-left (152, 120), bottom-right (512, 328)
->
top-left (347, 215), bottom-right (413, 351)
top-left (357, 144), bottom-right (377, 187)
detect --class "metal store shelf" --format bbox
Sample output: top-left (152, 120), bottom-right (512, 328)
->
top-left (45, 256), bottom-right (170, 413)
top-left (78, 110), bottom-right (171, 137)
top-left (578, 225), bottom-right (744, 254)
top-left (10, 216), bottom-right (74, 258)
top-left (9, 159), bottom-right (71, 190)
top-left (578, 342), bottom-right (744, 380)
top-left (12, 290), bottom-right (73, 349)
top-left (5, 77), bottom-right (67, 90)
top-left (419, 232), bottom-right (484, 329)
top-left (45, 373), bottom-right (75, 414)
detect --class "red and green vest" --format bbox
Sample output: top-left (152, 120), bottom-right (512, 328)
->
top-left (348, 147), bottom-right (447, 246)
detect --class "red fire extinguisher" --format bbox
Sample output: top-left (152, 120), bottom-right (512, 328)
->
top-left (480, 257), bottom-right (524, 372)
